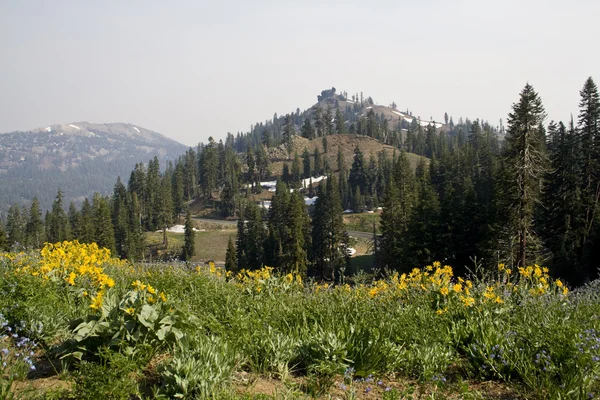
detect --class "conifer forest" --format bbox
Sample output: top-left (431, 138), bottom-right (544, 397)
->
top-left (2, 77), bottom-right (600, 398)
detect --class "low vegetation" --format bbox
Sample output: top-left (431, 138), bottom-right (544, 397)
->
top-left (1, 242), bottom-right (599, 399)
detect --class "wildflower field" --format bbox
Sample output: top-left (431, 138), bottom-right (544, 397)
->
top-left (0, 242), bottom-right (599, 399)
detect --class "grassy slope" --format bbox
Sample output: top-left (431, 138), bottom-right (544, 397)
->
top-left (269, 134), bottom-right (426, 177)
top-left (146, 228), bottom-right (236, 262)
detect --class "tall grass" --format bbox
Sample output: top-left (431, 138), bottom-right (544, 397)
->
top-left (0, 244), bottom-right (599, 399)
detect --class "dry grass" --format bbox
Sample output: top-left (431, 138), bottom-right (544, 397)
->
top-left (270, 134), bottom-right (426, 177)
top-left (146, 226), bottom-right (236, 262)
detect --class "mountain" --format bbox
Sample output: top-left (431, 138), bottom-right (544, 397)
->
top-left (0, 122), bottom-right (187, 213)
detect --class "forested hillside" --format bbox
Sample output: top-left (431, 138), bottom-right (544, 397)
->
top-left (1, 82), bottom-right (599, 286)
top-left (0, 122), bottom-right (187, 212)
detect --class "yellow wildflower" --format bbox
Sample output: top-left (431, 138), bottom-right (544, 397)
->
top-left (555, 279), bottom-right (563, 288)
top-left (498, 263), bottom-right (505, 271)
top-left (440, 287), bottom-right (449, 296)
top-left (66, 272), bottom-right (76, 286)
top-left (461, 296), bottom-right (475, 307)
top-left (125, 307), bottom-right (135, 315)
top-left (453, 283), bottom-right (463, 293)
top-left (147, 285), bottom-right (157, 295)
top-left (90, 291), bottom-right (104, 311)
top-left (159, 292), bottom-right (167, 302)
top-left (494, 296), bottom-right (504, 304)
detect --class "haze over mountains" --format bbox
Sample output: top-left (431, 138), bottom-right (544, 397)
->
top-left (0, 88), bottom-right (462, 214)
top-left (0, 122), bottom-right (187, 212)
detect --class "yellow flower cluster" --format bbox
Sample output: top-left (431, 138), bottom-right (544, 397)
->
top-left (13, 241), bottom-right (124, 311)
top-left (131, 280), bottom-right (167, 304)
top-left (195, 262), bottom-right (233, 279)
top-left (517, 264), bottom-right (567, 296)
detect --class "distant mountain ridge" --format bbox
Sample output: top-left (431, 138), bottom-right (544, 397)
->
top-left (0, 122), bottom-right (187, 213)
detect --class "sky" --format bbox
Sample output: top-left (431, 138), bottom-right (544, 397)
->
top-left (1, 0), bottom-right (599, 146)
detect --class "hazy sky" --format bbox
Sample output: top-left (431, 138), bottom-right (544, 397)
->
top-left (1, 1), bottom-right (599, 146)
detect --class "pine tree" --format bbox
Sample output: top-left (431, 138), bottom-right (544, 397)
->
top-left (80, 198), bottom-right (95, 244)
top-left (302, 147), bottom-right (311, 179)
top-left (282, 114), bottom-right (296, 148)
top-left (313, 147), bottom-right (322, 176)
top-left (246, 146), bottom-right (256, 189)
top-left (577, 77), bottom-right (600, 280)
top-left (267, 181), bottom-right (291, 268)
top-left (311, 176), bottom-right (346, 280)
top-left (25, 197), bottom-right (44, 249)
top-left (6, 204), bottom-right (25, 249)
top-left (145, 157), bottom-right (161, 230)
top-left (93, 194), bottom-right (116, 254)
top-left (0, 221), bottom-right (7, 251)
top-left (379, 151), bottom-right (416, 271)
top-left (244, 200), bottom-right (266, 270)
top-left (47, 190), bottom-right (70, 243)
top-left (172, 162), bottom-right (185, 220)
top-left (225, 236), bottom-right (237, 273)
top-left (291, 152), bottom-right (302, 188)
top-left (541, 121), bottom-right (584, 281)
top-left (334, 108), bottom-right (346, 134)
top-left (408, 160), bottom-right (441, 266)
top-left (158, 175), bottom-right (174, 246)
top-left (68, 201), bottom-right (81, 241)
top-left (113, 177), bottom-right (130, 257)
top-left (502, 84), bottom-right (548, 268)
top-left (182, 208), bottom-right (195, 261)
top-left (324, 107), bottom-right (334, 136)
top-left (220, 174), bottom-right (237, 217)
top-left (351, 186), bottom-right (364, 212)
top-left (285, 191), bottom-right (310, 276)
top-left (236, 213), bottom-right (247, 270)
top-left (349, 146), bottom-right (367, 193)
top-left (282, 163), bottom-right (291, 185)
top-left (301, 118), bottom-right (315, 139)
top-left (126, 192), bottom-right (145, 261)
top-left (183, 148), bottom-right (199, 200)
top-left (314, 107), bottom-right (324, 137)
top-left (200, 137), bottom-right (218, 198)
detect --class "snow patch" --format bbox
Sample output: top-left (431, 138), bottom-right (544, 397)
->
top-left (45, 127), bottom-right (52, 132)
top-left (302, 175), bottom-right (326, 188)
top-left (163, 224), bottom-right (199, 234)
top-left (304, 196), bottom-right (318, 206)
top-left (343, 209), bottom-right (354, 214)
top-left (260, 197), bottom-right (318, 209)
top-left (346, 247), bottom-right (357, 256)
top-left (69, 124), bottom-right (80, 130)
top-left (133, 126), bottom-right (141, 133)
top-left (418, 120), bottom-right (443, 128)
top-left (366, 106), bottom-right (373, 109)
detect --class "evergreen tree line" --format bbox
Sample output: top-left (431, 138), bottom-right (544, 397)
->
top-left (226, 78), bottom-right (600, 285)
top-left (230, 176), bottom-right (349, 281)
top-left (374, 79), bottom-right (600, 285)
